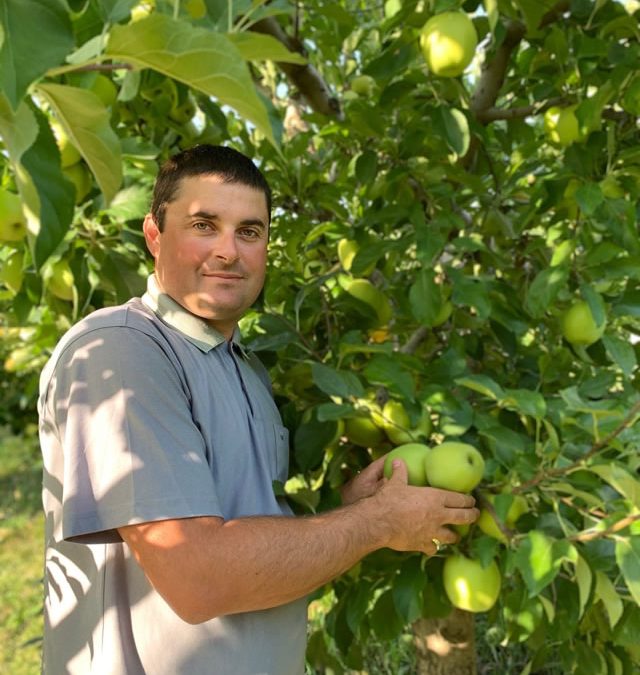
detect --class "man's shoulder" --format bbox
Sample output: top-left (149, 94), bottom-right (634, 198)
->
top-left (41, 299), bottom-right (166, 381)
top-left (58, 298), bottom-right (159, 347)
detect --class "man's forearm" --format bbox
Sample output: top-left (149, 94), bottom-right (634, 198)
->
top-left (122, 496), bottom-right (385, 624)
top-left (120, 462), bottom-right (478, 624)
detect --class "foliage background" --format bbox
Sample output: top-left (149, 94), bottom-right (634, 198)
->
top-left (1, 0), bottom-right (640, 673)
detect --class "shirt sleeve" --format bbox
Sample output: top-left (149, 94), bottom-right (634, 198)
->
top-left (48, 325), bottom-right (223, 543)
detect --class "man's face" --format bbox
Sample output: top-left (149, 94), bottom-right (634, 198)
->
top-left (143, 174), bottom-right (269, 339)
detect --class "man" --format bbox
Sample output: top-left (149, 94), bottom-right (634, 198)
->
top-left (38, 144), bottom-right (479, 674)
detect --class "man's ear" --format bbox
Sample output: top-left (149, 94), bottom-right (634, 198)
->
top-left (143, 213), bottom-right (160, 258)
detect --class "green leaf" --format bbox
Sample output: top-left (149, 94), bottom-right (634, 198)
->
top-left (344, 581), bottom-right (372, 634)
top-left (392, 556), bottom-right (425, 623)
top-left (524, 265), bottom-right (569, 318)
top-left (363, 354), bottom-right (415, 400)
top-left (575, 183), bottom-right (604, 216)
top-left (106, 15), bottom-right (275, 145)
top-left (294, 411), bottom-right (339, 472)
top-left (450, 270), bottom-right (492, 318)
top-left (0, 0), bottom-right (73, 109)
top-left (0, 94), bottom-right (41, 232)
top-left (354, 150), bottom-right (378, 185)
top-left (105, 185), bottom-right (150, 222)
top-left (227, 31), bottom-right (306, 64)
top-left (370, 589), bottom-right (405, 641)
top-left (514, 531), bottom-right (576, 597)
top-left (21, 108), bottom-right (75, 268)
top-left (615, 537), bottom-right (640, 606)
top-left (436, 107), bottom-right (470, 157)
top-left (574, 554), bottom-right (593, 619)
top-left (502, 388), bottom-right (547, 419)
top-left (316, 402), bottom-right (353, 422)
top-left (514, 0), bottom-right (547, 33)
top-left (311, 363), bottom-right (365, 399)
top-left (588, 464), bottom-right (640, 509)
top-left (483, 0), bottom-right (499, 32)
top-left (100, 250), bottom-right (147, 303)
top-left (594, 570), bottom-right (624, 628)
top-left (602, 335), bottom-right (637, 378)
top-left (409, 268), bottom-right (442, 326)
top-left (456, 374), bottom-right (505, 401)
top-left (36, 83), bottom-right (122, 204)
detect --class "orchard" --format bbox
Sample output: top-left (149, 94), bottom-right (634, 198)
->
top-left (1, 0), bottom-right (640, 673)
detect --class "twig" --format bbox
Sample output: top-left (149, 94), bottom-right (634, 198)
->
top-left (249, 18), bottom-right (341, 119)
top-left (515, 399), bottom-right (640, 493)
top-left (570, 513), bottom-right (640, 542)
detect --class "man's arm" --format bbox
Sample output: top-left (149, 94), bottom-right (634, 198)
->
top-left (119, 458), bottom-right (478, 624)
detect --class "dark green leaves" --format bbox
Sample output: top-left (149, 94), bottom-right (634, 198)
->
top-left (0, 0), bottom-right (73, 109)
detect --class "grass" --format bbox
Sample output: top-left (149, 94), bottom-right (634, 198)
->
top-left (0, 426), bottom-right (44, 675)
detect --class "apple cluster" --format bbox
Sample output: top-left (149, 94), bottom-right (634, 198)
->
top-left (382, 440), bottom-right (485, 493)
top-left (378, 441), bottom-right (515, 613)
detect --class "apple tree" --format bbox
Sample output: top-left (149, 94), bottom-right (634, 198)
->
top-left (1, 0), bottom-right (640, 673)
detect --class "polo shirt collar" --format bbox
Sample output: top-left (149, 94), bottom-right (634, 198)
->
top-left (141, 275), bottom-right (248, 356)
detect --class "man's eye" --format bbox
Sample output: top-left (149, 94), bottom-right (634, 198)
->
top-left (240, 228), bottom-right (260, 239)
top-left (193, 222), bottom-right (211, 231)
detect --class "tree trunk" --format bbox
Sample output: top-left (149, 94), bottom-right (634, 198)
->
top-left (412, 610), bottom-right (476, 675)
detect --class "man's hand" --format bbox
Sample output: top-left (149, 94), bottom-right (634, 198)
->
top-left (340, 455), bottom-right (387, 505)
top-left (342, 456), bottom-right (479, 556)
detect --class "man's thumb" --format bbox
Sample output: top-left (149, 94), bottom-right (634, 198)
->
top-left (389, 458), bottom-right (408, 484)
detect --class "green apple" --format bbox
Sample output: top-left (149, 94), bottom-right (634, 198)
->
top-left (89, 74), bottom-right (118, 107)
top-left (337, 238), bottom-right (376, 275)
top-left (419, 11), bottom-right (478, 78)
top-left (0, 250), bottom-right (24, 294)
top-left (344, 277), bottom-right (393, 326)
top-left (561, 300), bottom-right (606, 347)
top-left (423, 441), bottom-right (484, 493)
top-left (383, 442), bottom-right (431, 486)
top-left (186, 0), bottom-right (206, 18)
top-left (351, 75), bottom-right (376, 97)
top-left (432, 299), bottom-right (453, 327)
top-left (130, 1), bottom-right (154, 22)
top-left (544, 105), bottom-right (580, 146)
top-left (64, 163), bottom-right (92, 204)
top-left (379, 400), bottom-right (414, 445)
top-left (414, 406), bottom-right (433, 440)
top-left (443, 554), bottom-right (501, 613)
top-left (170, 93), bottom-right (198, 124)
top-left (344, 415), bottom-right (385, 448)
top-left (0, 188), bottom-right (27, 241)
top-left (51, 120), bottom-right (82, 168)
top-left (338, 238), bottom-right (358, 271)
top-left (477, 492), bottom-right (527, 543)
top-left (48, 259), bottom-right (75, 301)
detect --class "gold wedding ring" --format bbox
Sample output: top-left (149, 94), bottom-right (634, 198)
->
top-left (431, 537), bottom-right (443, 553)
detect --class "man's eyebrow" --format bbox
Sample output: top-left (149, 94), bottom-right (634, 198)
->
top-left (189, 210), bottom-right (267, 229)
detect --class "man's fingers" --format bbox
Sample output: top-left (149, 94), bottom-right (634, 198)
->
top-left (388, 458), bottom-right (408, 484)
top-left (447, 507), bottom-right (480, 525)
top-left (363, 454), bottom-right (386, 479)
top-left (441, 491), bottom-right (476, 509)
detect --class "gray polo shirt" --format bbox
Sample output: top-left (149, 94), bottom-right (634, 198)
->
top-left (38, 275), bottom-right (307, 674)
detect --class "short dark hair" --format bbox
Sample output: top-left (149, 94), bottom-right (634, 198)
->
top-left (150, 144), bottom-right (272, 231)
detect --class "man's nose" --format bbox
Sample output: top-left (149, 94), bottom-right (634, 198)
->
top-left (213, 230), bottom-right (240, 264)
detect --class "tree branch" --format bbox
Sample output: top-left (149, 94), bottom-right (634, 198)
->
top-left (474, 96), bottom-right (568, 124)
top-left (570, 513), bottom-right (640, 543)
top-left (470, 19), bottom-right (527, 115)
top-left (514, 398), bottom-right (640, 493)
top-left (250, 17), bottom-right (342, 119)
